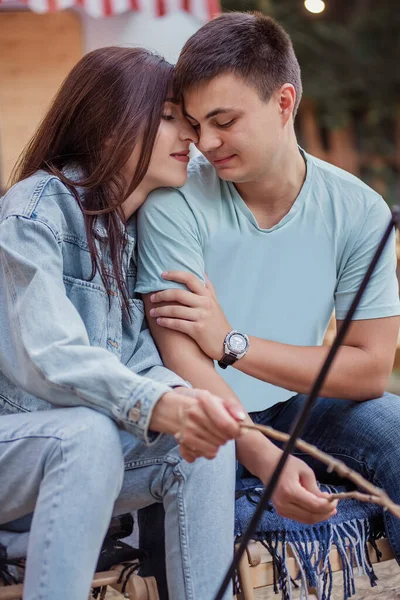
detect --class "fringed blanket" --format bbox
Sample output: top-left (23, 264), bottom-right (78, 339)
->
top-left (235, 478), bottom-right (386, 600)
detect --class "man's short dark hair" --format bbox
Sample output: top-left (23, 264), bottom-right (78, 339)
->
top-left (175, 12), bottom-right (302, 116)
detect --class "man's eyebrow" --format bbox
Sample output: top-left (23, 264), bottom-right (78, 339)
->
top-left (184, 107), bottom-right (237, 121)
top-left (205, 107), bottom-right (236, 119)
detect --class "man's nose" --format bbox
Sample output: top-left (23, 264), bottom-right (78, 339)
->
top-left (197, 130), bottom-right (222, 154)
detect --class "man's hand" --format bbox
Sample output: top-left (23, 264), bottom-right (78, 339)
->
top-left (150, 386), bottom-right (246, 463)
top-left (149, 271), bottom-right (231, 361)
top-left (263, 452), bottom-right (337, 524)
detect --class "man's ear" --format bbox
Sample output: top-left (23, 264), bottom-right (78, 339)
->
top-left (279, 84), bottom-right (296, 124)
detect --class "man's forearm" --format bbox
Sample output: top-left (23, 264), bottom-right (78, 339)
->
top-left (236, 336), bottom-right (388, 401)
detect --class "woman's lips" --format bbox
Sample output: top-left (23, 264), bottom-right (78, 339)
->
top-left (171, 153), bottom-right (190, 163)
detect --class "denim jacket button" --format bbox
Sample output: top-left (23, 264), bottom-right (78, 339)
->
top-left (129, 407), bottom-right (141, 422)
top-left (107, 338), bottom-right (119, 349)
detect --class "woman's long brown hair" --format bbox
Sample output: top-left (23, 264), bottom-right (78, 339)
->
top-left (11, 46), bottom-right (174, 311)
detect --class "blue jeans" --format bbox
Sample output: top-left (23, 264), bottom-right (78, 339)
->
top-left (0, 407), bottom-right (236, 600)
top-left (249, 391), bottom-right (400, 563)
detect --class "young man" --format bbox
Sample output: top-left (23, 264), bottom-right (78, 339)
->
top-left (136, 11), bottom-right (400, 557)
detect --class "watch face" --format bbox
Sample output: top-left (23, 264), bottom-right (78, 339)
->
top-left (228, 333), bottom-right (247, 353)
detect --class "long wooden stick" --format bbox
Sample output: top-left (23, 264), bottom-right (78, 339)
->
top-left (241, 422), bottom-right (400, 518)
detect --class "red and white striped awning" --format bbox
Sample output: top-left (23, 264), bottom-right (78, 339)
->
top-left (0, 0), bottom-right (220, 19)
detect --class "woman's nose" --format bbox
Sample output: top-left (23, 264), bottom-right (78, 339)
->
top-left (180, 122), bottom-right (198, 144)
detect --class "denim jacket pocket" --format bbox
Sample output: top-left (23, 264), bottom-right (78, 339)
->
top-left (63, 275), bottom-right (109, 348)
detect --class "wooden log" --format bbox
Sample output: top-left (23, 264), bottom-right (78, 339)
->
top-left (0, 570), bottom-right (119, 600)
top-left (110, 564), bottom-right (159, 600)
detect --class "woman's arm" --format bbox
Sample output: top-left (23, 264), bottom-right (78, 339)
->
top-left (0, 215), bottom-right (177, 444)
top-left (0, 216), bottom-right (243, 454)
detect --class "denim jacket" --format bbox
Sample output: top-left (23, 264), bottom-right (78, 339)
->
top-left (0, 171), bottom-right (186, 444)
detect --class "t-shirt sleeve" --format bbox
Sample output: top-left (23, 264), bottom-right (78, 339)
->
top-left (136, 187), bottom-right (206, 294)
top-left (335, 197), bottom-right (400, 320)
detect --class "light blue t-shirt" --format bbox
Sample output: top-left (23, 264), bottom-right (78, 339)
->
top-left (136, 151), bottom-right (400, 412)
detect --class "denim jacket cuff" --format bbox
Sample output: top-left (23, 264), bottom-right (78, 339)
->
top-left (141, 365), bottom-right (191, 390)
top-left (163, 378), bottom-right (193, 389)
top-left (171, 381), bottom-right (192, 389)
top-left (124, 380), bottom-right (172, 445)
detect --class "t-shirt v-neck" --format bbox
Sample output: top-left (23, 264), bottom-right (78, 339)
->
top-left (228, 150), bottom-right (313, 233)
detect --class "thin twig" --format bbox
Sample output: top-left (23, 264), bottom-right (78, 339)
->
top-left (328, 491), bottom-right (381, 504)
top-left (241, 422), bottom-right (400, 518)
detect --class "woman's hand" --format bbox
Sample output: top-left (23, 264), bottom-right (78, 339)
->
top-left (149, 271), bottom-right (231, 361)
top-left (150, 387), bottom-right (246, 463)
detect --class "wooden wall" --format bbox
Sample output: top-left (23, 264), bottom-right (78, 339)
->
top-left (0, 11), bottom-right (83, 188)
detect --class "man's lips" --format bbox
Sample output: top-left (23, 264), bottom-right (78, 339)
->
top-left (212, 154), bottom-right (236, 166)
top-left (170, 152), bottom-right (190, 163)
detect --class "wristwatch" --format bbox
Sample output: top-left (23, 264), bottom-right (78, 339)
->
top-left (218, 330), bottom-right (249, 369)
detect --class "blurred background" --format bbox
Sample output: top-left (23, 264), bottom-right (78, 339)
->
top-left (0, 0), bottom-right (219, 190)
top-left (225, 0), bottom-right (400, 205)
top-left (1, 0), bottom-right (400, 201)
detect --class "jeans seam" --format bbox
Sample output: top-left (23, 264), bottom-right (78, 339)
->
top-left (0, 394), bottom-right (30, 413)
top-left (0, 434), bottom-right (64, 445)
top-left (36, 438), bottom-right (64, 599)
top-left (124, 454), bottom-right (180, 471)
top-left (174, 467), bottom-right (195, 600)
top-left (124, 458), bottom-right (164, 470)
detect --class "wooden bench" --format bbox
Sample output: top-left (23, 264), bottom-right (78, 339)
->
top-left (235, 537), bottom-right (394, 600)
top-left (0, 565), bottom-right (159, 600)
top-left (0, 537), bottom-right (394, 600)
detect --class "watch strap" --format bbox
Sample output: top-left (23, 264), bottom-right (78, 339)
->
top-left (218, 352), bottom-right (238, 370)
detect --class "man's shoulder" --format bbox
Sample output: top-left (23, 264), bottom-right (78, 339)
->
top-left (306, 153), bottom-right (392, 254)
top-left (307, 152), bottom-right (382, 211)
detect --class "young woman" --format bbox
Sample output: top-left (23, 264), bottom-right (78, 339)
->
top-left (0, 47), bottom-right (244, 600)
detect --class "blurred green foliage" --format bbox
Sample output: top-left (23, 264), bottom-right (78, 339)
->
top-left (221, 0), bottom-right (400, 199)
top-left (222, 1), bottom-right (400, 129)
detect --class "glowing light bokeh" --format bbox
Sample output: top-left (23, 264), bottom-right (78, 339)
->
top-left (304, 0), bottom-right (326, 14)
